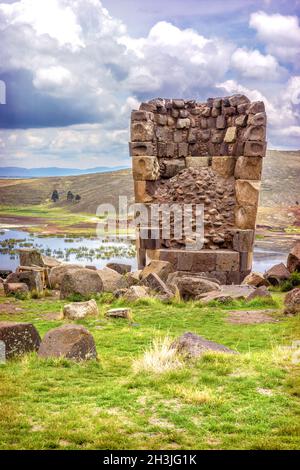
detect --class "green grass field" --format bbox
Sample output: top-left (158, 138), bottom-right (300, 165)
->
top-left (0, 292), bottom-right (299, 450)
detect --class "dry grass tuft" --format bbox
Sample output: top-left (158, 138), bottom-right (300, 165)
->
top-left (133, 337), bottom-right (184, 374)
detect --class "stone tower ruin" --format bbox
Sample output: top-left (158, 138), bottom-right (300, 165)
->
top-left (130, 94), bottom-right (266, 284)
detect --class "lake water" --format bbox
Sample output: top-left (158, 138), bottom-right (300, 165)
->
top-left (0, 228), bottom-right (288, 273)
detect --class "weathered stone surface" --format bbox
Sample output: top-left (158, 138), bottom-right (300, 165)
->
top-left (141, 260), bottom-right (174, 282)
top-left (131, 121), bottom-right (154, 142)
top-left (132, 156), bottom-right (160, 181)
top-left (244, 140), bottom-right (266, 157)
top-left (18, 248), bottom-right (44, 267)
top-left (134, 180), bottom-right (153, 203)
top-left (235, 114), bottom-right (247, 127)
top-left (216, 115), bottom-right (226, 129)
top-left (38, 325), bottom-right (97, 361)
top-left (216, 250), bottom-right (239, 271)
top-left (0, 322), bottom-right (41, 359)
top-left (248, 112), bottom-right (266, 126)
top-left (244, 125), bottom-right (266, 142)
top-left (235, 180), bottom-right (260, 207)
top-left (228, 94), bottom-right (250, 107)
top-left (123, 285), bottom-right (150, 301)
top-left (234, 156), bottom-right (263, 180)
top-left (160, 159), bottom-right (185, 178)
top-left (60, 269), bottom-right (103, 299)
top-left (242, 272), bottom-right (269, 287)
top-left (246, 285), bottom-right (271, 301)
top-left (106, 263), bottom-right (132, 275)
top-left (63, 299), bottom-right (99, 320)
top-left (264, 263), bottom-right (290, 286)
top-left (129, 141), bottom-right (156, 157)
top-left (131, 110), bottom-right (154, 121)
top-left (212, 156), bottom-right (236, 177)
top-left (49, 264), bottom-right (82, 289)
top-left (199, 284), bottom-right (256, 303)
top-left (142, 272), bottom-right (173, 296)
top-left (224, 126), bottom-right (237, 143)
top-left (232, 229), bottom-right (254, 251)
top-left (177, 118), bottom-right (190, 129)
top-left (171, 332), bottom-right (237, 358)
top-left (287, 242), bottom-right (300, 273)
top-left (284, 288), bottom-right (300, 315)
top-left (239, 251), bottom-right (253, 271)
top-left (4, 282), bottom-right (29, 296)
top-left (106, 308), bottom-right (132, 319)
top-left (97, 267), bottom-right (122, 292)
top-left (6, 271), bottom-right (43, 293)
top-left (235, 205), bottom-right (258, 229)
top-left (247, 101), bottom-right (265, 114)
top-left (166, 272), bottom-right (220, 300)
top-left (185, 156), bottom-right (210, 168)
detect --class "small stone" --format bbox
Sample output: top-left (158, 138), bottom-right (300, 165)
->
top-left (106, 308), bottom-right (132, 319)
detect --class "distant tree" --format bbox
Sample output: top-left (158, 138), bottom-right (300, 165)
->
top-left (75, 194), bottom-right (81, 203)
top-left (51, 189), bottom-right (59, 202)
top-left (67, 190), bottom-right (74, 202)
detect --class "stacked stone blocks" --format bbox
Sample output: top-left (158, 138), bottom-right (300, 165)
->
top-left (130, 94), bottom-right (267, 284)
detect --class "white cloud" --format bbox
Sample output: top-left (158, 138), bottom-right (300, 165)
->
top-left (231, 47), bottom-right (282, 79)
top-left (250, 11), bottom-right (300, 64)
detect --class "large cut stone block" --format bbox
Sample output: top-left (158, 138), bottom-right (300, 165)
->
top-left (215, 250), bottom-right (240, 271)
top-left (224, 126), bottom-right (237, 143)
top-left (248, 112), bottom-right (266, 126)
top-left (232, 229), bottom-right (254, 251)
top-left (131, 110), bottom-right (154, 121)
top-left (243, 125), bottom-right (266, 142)
top-left (234, 156), bottom-right (263, 180)
top-left (212, 156), bottom-right (236, 177)
top-left (239, 251), bottom-right (253, 271)
top-left (186, 156), bottom-right (211, 168)
top-left (235, 205), bottom-right (258, 229)
top-left (132, 156), bottom-right (160, 180)
top-left (244, 140), bottom-right (266, 157)
top-left (235, 180), bottom-right (260, 207)
top-left (129, 141), bottom-right (156, 156)
top-left (131, 121), bottom-right (154, 142)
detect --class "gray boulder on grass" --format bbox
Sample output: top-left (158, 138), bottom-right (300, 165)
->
top-left (171, 332), bottom-right (237, 358)
top-left (60, 268), bottom-right (103, 299)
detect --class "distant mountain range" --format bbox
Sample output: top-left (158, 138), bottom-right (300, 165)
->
top-left (0, 166), bottom-right (129, 178)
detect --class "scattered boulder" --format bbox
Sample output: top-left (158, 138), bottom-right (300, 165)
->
top-left (264, 263), bottom-right (290, 286)
top-left (245, 286), bottom-right (272, 301)
top-left (106, 262), bottom-right (132, 275)
top-left (167, 272), bottom-right (220, 300)
top-left (0, 322), bottom-right (41, 359)
top-left (60, 268), bottom-right (103, 299)
top-left (18, 248), bottom-right (44, 267)
top-left (49, 264), bottom-right (82, 289)
top-left (143, 272), bottom-right (173, 296)
top-left (4, 282), bottom-right (29, 296)
top-left (106, 308), bottom-right (132, 319)
top-left (123, 285), bottom-right (150, 301)
top-left (171, 332), bottom-right (237, 358)
top-left (284, 288), bottom-right (300, 315)
top-left (97, 267), bottom-right (122, 292)
top-left (63, 299), bottom-right (99, 320)
top-left (287, 242), bottom-right (300, 273)
top-left (116, 272), bottom-right (140, 290)
top-left (242, 272), bottom-right (269, 288)
top-left (38, 324), bottom-right (97, 361)
top-left (12, 270), bottom-right (43, 293)
top-left (199, 284), bottom-right (256, 303)
top-left (141, 260), bottom-right (174, 282)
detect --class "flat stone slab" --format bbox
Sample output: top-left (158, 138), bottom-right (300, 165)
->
top-left (106, 308), bottom-right (132, 319)
top-left (226, 310), bottom-right (278, 324)
top-left (199, 285), bottom-right (256, 303)
top-left (171, 332), bottom-right (237, 358)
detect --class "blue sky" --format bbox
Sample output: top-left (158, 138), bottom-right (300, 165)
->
top-left (0, 0), bottom-right (299, 168)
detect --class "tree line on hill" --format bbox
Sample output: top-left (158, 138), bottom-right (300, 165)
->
top-left (51, 190), bottom-right (81, 203)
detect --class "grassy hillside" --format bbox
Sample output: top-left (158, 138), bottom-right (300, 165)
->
top-left (0, 151), bottom-right (299, 228)
top-left (0, 169), bottom-right (134, 214)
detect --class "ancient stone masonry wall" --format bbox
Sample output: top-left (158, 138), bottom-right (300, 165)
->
top-left (130, 94), bottom-right (267, 284)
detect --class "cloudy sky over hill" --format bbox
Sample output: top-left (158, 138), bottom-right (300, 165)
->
top-left (0, 0), bottom-right (299, 168)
